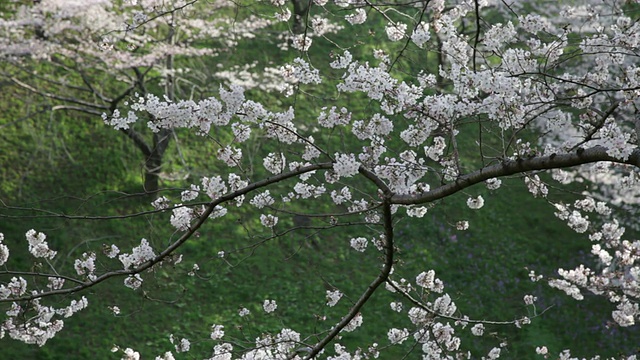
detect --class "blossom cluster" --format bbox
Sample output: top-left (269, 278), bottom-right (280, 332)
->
top-left (26, 229), bottom-right (57, 260)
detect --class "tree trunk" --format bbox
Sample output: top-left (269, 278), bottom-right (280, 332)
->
top-left (291, 0), bottom-right (310, 34)
top-left (143, 128), bottom-right (172, 195)
top-left (144, 19), bottom-right (175, 196)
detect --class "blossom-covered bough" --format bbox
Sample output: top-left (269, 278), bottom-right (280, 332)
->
top-left (2, 0), bottom-right (640, 359)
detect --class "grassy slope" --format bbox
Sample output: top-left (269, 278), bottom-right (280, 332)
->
top-left (2, 119), bottom-right (636, 360)
top-left (1, 6), bottom-right (639, 360)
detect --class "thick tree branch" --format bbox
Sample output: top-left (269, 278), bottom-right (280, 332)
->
top-left (392, 146), bottom-right (640, 205)
top-left (120, 128), bottom-right (152, 157)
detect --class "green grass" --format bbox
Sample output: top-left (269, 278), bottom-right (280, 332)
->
top-left (2, 123), bottom-right (637, 359)
top-left (1, 3), bottom-right (639, 359)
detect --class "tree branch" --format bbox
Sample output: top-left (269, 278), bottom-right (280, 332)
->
top-left (120, 128), bottom-right (152, 157)
top-left (304, 197), bottom-right (395, 360)
top-left (392, 146), bottom-right (640, 205)
top-left (9, 77), bottom-right (109, 110)
top-left (0, 271), bottom-right (85, 286)
top-left (0, 162), bottom-right (334, 303)
top-left (50, 105), bottom-right (103, 116)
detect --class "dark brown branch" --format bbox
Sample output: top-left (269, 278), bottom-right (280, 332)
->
top-left (392, 146), bottom-right (640, 205)
top-left (0, 162), bottom-right (334, 303)
top-left (359, 166), bottom-right (391, 193)
top-left (0, 271), bottom-right (85, 285)
top-left (304, 197), bottom-right (395, 359)
top-left (120, 128), bottom-right (152, 157)
top-left (472, 0), bottom-right (481, 72)
top-left (77, 70), bottom-right (111, 103)
top-left (568, 102), bottom-right (620, 152)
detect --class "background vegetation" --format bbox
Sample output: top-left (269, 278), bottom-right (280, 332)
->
top-left (0, 2), bottom-right (638, 359)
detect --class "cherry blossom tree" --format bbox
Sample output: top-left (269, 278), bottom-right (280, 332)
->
top-left (1, 0), bottom-right (640, 359)
top-left (0, 0), bottom-right (277, 193)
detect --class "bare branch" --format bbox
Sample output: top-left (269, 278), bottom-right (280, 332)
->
top-left (9, 77), bottom-right (109, 111)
